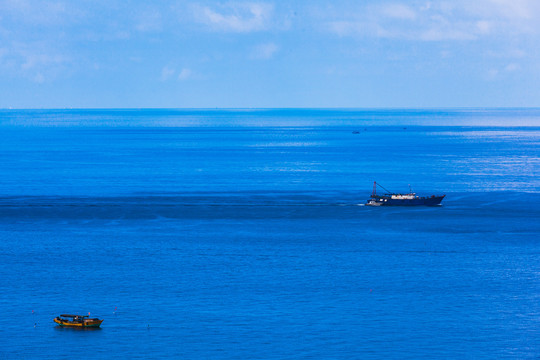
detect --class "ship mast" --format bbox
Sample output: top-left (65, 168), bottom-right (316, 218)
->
top-left (373, 182), bottom-right (392, 195)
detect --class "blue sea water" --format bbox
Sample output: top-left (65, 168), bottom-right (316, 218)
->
top-left (0, 109), bottom-right (539, 359)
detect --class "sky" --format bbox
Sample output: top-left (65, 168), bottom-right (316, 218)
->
top-left (1, 0), bottom-right (540, 108)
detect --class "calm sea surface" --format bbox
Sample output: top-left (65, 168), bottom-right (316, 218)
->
top-left (0, 109), bottom-right (539, 359)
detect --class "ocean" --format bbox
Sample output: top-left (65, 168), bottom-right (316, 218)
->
top-left (0, 109), bottom-right (539, 359)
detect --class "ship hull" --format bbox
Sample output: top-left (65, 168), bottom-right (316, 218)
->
top-left (367, 195), bottom-right (445, 206)
top-left (54, 318), bottom-right (103, 328)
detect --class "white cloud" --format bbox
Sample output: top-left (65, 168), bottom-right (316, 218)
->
top-left (418, 24), bottom-right (477, 41)
top-left (250, 42), bottom-right (278, 59)
top-left (485, 62), bottom-right (521, 80)
top-left (323, 0), bottom-right (540, 41)
top-left (160, 66), bottom-right (193, 81)
top-left (178, 68), bottom-right (192, 80)
top-left (0, 0), bottom-right (81, 26)
top-left (193, 2), bottom-right (274, 32)
top-left (0, 42), bottom-right (70, 82)
top-left (135, 8), bottom-right (163, 33)
top-left (505, 63), bottom-right (519, 72)
top-left (34, 72), bottom-right (45, 83)
top-left (160, 66), bottom-right (175, 81)
top-left (475, 20), bottom-right (492, 35)
top-left (486, 68), bottom-right (499, 80)
top-left (469, 0), bottom-right (538, 19)
top-left (379, 3), bottom-right (416, 20)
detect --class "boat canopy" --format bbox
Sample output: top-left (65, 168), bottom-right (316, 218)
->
top-left (60, 314), bottom-right (89, 318)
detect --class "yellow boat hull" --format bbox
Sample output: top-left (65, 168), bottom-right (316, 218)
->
top-left (54, 318), bottom-right (103, 327)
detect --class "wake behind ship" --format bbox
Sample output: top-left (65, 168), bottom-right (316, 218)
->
top-left (366, 182), bottom-right (445, 206)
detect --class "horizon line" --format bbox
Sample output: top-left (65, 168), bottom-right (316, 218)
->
top-left (2, 107), bottom-right (540, 111)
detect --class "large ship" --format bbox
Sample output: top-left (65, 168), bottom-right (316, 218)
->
top-left (366, 182), bottom-right (445, 206)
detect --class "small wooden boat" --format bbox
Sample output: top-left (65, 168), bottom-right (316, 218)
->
top-left (54, 314), bottom-right (103, 328)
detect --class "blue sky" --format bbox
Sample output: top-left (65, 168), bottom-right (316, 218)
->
top-left (1, 0), bottom-right (540, 108)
